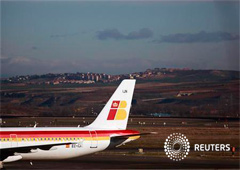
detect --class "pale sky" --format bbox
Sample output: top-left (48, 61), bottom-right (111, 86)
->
top-left (1, 0), bottom-right (239, 77)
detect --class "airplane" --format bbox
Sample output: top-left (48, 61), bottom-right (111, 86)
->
top-left (0, 79), bottom-right (148, 168)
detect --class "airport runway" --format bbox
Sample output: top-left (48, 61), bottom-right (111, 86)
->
top-left (3, 154), bottom-right (239, 169)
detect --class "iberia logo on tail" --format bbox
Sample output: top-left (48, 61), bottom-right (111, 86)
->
top-left (107, 101), bottom-right (127, 120)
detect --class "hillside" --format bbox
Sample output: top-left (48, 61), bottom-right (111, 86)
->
top-left (1, 69), bottom-right (239, 118)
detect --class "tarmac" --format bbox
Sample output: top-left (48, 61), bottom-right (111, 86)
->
top-left (3, 154), bottom-right (240, 169)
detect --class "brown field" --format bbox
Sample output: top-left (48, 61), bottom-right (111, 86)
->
top-left (1, 80), bottom-right (239, 118)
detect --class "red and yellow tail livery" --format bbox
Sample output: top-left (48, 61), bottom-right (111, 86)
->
top-left (107, 101), bottom-right (127, 120)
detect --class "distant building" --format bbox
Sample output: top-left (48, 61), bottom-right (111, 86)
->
top-left (96, 75), bottom-right (99, 82)
top-left (150, 113), bottom-right (171, 117)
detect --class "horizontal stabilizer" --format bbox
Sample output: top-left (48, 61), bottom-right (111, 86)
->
top-left (111, 132), bottom-right (158, 139)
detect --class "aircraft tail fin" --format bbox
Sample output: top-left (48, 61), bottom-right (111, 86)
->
top-left (86, 79), bottom-right (136, 130)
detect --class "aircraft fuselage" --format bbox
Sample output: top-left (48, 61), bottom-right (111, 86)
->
top-left (0, 127), bottom-right (139, 162)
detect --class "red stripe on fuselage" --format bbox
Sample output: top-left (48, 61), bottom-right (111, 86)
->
top-left (0, 130), bottom-right (139, 138)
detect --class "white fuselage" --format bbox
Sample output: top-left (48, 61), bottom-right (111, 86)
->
top-left (0, 127), bottom-right (139, 162)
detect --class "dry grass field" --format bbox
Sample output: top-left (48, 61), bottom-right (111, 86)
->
top-left (1, 80), bottom-right (239, 118)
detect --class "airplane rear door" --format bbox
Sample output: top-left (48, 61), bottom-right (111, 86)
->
top-left (89, 130), bottom-right (98, 148)
top-left (10, 134), bottom-right (18, 147)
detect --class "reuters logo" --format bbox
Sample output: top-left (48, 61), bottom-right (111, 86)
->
top-left (164, 133), bottom-right (190, 161)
